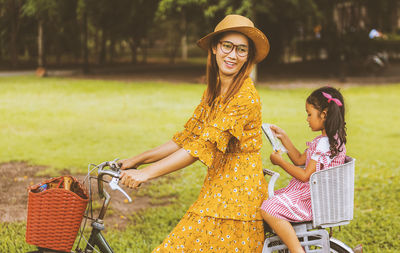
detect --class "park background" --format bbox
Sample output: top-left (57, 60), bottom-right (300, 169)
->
top-left (1, 0), bottom-right (400, 252)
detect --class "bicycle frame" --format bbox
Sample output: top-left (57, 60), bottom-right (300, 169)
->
top-left (83, 190), bottom-right (113, 253)
top-left (75, 161), bottom-right (130, 253)
top-left (84, 228), bottom-right (113, 253)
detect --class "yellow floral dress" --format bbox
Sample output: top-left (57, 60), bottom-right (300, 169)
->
top-left (153, 77), bottom-right (268, 252)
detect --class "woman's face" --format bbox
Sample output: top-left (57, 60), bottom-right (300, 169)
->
top-left (212, 32), bottom-right (249, 79)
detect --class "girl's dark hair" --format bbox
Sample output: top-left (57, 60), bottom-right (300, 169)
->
top-left (307, 86), bottom-right (346, 158)
top-left (205, 32), bottom-right (256, 105)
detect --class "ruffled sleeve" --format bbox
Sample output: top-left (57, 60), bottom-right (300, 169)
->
top-left (310, 137), bottom-right (332, 171)
top-left (172, 100), bottom-right (207, 145)
top-left (171, 92), bottom-right (216, 167)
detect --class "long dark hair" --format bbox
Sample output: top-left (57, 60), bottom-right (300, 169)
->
top-left (306, 86), bottom-right (346, 158)
top-left (205, 32), bottom-right (256, 105)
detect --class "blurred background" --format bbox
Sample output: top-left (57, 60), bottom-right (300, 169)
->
top-left (1, 1), bottom-right (400, 251)
top-left (1, 0), bottom-right (400, 82)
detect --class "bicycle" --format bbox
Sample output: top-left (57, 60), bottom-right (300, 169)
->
top-left (261, 156), bottom-right (359, 253)
top-left (30, 159), bottom-right (132, 253)
top-left (30, 156), bottom-right (359, 253)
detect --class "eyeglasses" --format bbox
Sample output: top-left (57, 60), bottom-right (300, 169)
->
top-left (219, 41), bottom-right (249, 57)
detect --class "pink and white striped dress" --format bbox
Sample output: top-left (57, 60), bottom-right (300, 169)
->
top-left (260, 135), bottom-right (346, 222)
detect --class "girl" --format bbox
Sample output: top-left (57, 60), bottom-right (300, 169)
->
top-left (119, 15), bottom-right (271, 252)
top-left (260, 86), bottom-right (347, 253)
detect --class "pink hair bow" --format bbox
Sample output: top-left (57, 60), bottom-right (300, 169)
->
top-left (322, 92), bottom-right (343, 106)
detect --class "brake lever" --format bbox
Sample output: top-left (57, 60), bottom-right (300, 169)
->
top-left (109, 176), bottom-right (132, 202)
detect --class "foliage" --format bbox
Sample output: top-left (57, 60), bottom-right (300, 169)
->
top-left (0, 77), bottom-right (399, 252)
top-left (1, 0), bottom-right (400, 66)
top-left (155, 0), bottom-right (207, 62)
top-left (22, 0), bottom-right (59, 19)
top-left (126, 0), bottom-right (160, 63)
top-left (19, 0), bottom-right (81, 65)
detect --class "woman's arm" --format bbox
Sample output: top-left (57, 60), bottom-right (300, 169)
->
top-left (270, 125), bottom-right (306, 166)
top-left (119, 140), bottom-right (180, 170)
top-left (120, 148), bottom-right (197, 188)
top-left (270, 151), bottom-right (317, 182)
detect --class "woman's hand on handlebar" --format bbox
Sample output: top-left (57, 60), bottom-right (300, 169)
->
top-left (120, 169), bottom-right (149, 189)
top-left (118, 158), bottom-right (139, 170)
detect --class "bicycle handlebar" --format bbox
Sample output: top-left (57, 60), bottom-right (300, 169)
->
top-left (96, 160), bottom-right (132, 203)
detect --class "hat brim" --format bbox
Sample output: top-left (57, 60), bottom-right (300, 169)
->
top-left (197, 26), bottom-right (270, 63)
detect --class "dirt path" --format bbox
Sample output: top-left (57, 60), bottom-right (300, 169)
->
top-left (0, 162), bottom-right (46, 222)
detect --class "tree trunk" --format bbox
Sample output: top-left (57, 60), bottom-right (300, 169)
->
top-left (181, 34), bottom-right (188, 61)
top-left (391, 0), bottom-right (399, 33)
top-left (129, 40), bottom-right (138, 64)
top-left (94, 29), bottom-right (99, 62)
top-left (56, 52), bottom-right (61, 66)
top-left (99, 29), bottom-right (106, 64)
top-left (142, 39), bottom-right (148, 64)
top-left (181, 14), bottom-right (188, 61)
top-left (169, 45), bottom-right (178, 64)
top-left (38, 20), bottom-right (44, 68)
top-left (109, 38), bottom-right (115, 63)
top-left (82, 1), bottom-right (89, 73)
top-left (9, 0), bottom-right (20, 67)
top-left (9, 26), bottom-right (18, 67)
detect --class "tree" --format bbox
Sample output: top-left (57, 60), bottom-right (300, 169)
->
top-left (0, 0), bottom-right (24, 67)
top-left (22, 0), bottom-right (60, 68)
top-left (77, 0), bottom-right (89, 73)
top-left (156, 0), bottom-right (207, 63)
top-left (86, 0), bottom-right (112, 64)
top-left (125, 0), bottom-right (159, 64)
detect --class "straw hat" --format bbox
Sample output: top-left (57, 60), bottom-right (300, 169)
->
top-left (197, 14), bottom-right (270, 63)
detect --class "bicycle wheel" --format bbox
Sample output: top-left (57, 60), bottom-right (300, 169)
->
top-left (329, 237), bottom-right (354, 253)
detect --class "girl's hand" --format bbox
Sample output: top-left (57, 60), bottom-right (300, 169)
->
top-left (270, 124), bottom-right (286, 139)
top-left (270, 151), bottom-right (283, 165)
top-left (118, 158), bottom-right (139, 170)
top-left (120, 169), bottom-right (149, 189)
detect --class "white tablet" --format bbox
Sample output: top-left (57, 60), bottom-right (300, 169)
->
top-left (261, 123), bottom-right (287, 153)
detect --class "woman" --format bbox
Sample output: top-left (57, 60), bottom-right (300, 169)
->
top-left (120, 14), bottom-right (270, 252)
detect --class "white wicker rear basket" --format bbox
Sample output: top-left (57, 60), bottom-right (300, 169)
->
top-left (310, 156), bottom-right (355, 228)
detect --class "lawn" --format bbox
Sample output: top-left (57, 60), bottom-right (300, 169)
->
top-left (0, 76), bottom-right (399, 252)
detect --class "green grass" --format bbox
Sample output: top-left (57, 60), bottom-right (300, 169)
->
top-left (0, 76), bottom-right (399, 252)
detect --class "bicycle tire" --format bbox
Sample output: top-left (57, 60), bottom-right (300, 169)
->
top-left (329, 237), bottom-right (354, 253)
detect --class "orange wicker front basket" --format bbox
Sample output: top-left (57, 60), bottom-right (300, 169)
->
top-left (26, 176), bottom-right (89, 252)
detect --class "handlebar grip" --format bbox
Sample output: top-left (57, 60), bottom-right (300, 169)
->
top-left (96, 159), bottom-right (132, 202)
top-left (97, 164), bottom-right (120, 199)
top-left (97, 162), bottom-right (108, 199)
